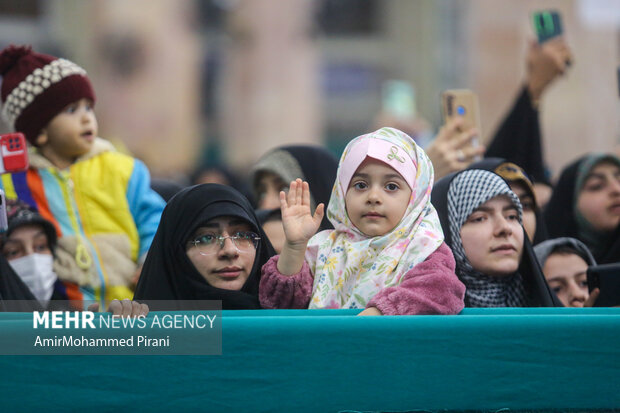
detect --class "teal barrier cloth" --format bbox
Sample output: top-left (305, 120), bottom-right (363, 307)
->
top-left (1, 308), bottom-right (619, 412)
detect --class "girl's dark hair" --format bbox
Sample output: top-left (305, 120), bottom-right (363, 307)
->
top-left (549, 245), bottom-right (591, 264)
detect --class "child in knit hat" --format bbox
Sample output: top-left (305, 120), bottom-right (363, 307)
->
top-left (0, 45), bottom-right (165, 306)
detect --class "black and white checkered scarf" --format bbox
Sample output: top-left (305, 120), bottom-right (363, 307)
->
top-left (447, 170), bottom-right (528, 307)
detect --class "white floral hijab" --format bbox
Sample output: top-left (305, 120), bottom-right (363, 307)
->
top-left (305, 127), bottom-right (444, 309)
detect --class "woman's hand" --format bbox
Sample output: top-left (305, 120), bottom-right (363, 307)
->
top-left (425, 118), bottom-right (485, 180)
top-left (88, 299), bottom-right (149, 317)
top-left (357, 307), bottom-right (383, 316)
top-left (526, 37), bottom-right (572, 104)
top-left (280, 179), bottom-right (324, 248)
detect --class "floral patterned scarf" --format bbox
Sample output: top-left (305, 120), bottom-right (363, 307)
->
top-left (305, 127), bottom-right (444, 309)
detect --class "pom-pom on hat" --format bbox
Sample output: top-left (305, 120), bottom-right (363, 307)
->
top-left (0, 45), bottom-right (95, 145)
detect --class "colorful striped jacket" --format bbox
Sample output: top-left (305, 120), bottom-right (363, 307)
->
top-left (0, 138), bottom-right (165, 304)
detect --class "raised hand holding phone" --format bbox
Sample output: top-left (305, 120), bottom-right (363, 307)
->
top-left (426, 89), bottom-right (484, 179)
top-left (425, 117), bottom-right (483, 179)
top-left (532, 10), bottom-right (572, 63)
top-left (440, 89), bottom-right (482, 136)
top-left (276, 179), bottom-right (324, 275)
top-left (532, 10), bottom-right (564, 44)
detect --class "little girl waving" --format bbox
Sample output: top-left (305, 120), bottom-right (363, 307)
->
top-left (259, 127), bottom-right (465, 315)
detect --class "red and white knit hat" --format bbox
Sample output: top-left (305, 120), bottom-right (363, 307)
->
top-left (0, 45), bottom-right (96, 145)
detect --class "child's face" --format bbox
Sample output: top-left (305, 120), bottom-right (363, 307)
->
top-left (2, 224), bottom-right (52, 261)
top-left (577, 161), bottom-right (620, 232)
top-left (459, 195), bottom-right (524, 278)
top-left (345, 158), bottom-right (411, 237)
top-left (36, 98), bottom-right (97, 168)
top-left (542, 252), bottom-right (589, 307)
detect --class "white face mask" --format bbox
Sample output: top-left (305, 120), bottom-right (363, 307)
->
top-left (9, 254), bottom-right (57, 306)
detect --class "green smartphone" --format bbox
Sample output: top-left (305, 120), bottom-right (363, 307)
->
top-left (532, 10), bottom-right (563, 43)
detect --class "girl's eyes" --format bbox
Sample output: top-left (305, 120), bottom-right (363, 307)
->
top-left (506, 213), bottom-right (519, 221)
top-left (65, 104), bottom-right (78, 114)
top-left (351, 182), bottom-right (400, 191)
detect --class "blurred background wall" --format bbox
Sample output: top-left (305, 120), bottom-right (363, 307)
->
top-left (0, 0), bottom-right (618, 181)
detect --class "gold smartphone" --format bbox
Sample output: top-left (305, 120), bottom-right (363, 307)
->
top-left (440, 89), bottom-right (482, 134)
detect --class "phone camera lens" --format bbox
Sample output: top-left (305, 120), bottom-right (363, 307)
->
top-left (457, 105), bottom-right (466, 116)
top-left (446, 95), bottom-right (454, 116)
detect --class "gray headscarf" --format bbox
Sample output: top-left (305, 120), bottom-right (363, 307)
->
top-left (448, 170), bottom-right (527, 307)
top-left (534, 237), bottom-right (597, 268)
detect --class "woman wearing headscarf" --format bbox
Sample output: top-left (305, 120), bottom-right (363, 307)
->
top-left (543, 154), bottom-right (620, 264)
top-left (134, 184), bottom-right (276, 309)
top-left (469, 158), bottom-right (548, 245)
top-left (251, 145), bottom-right (338, 232)
top-left (1, 199), bottom-right (78, 307)
top-left (431, 169), bottom-right (560, 307)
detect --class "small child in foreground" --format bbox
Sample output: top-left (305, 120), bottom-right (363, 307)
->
top-left (259, 127), bottom-right (465, 315)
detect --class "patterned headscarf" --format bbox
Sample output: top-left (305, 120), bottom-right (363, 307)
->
top-left (305, 127), bottom-right (444, 309)
top-left (447, 169), bottom-right (528, 307)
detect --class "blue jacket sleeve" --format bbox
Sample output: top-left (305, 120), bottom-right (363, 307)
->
top-left (126, 159), bottom-right (165, 260)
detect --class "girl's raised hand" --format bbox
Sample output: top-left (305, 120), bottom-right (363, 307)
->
top-left (280, 179), bottom-right (324, 248)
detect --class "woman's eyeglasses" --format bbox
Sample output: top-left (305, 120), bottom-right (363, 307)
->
top-left (189, 231), bottom-right (260, 256)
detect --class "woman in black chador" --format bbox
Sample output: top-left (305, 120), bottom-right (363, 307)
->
top-left (134, 184), bottom-right (275, 309)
